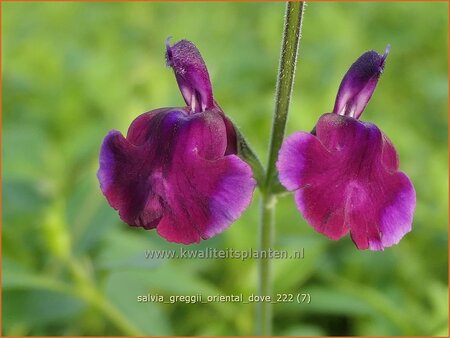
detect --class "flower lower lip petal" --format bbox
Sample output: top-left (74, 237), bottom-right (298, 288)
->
top-left (98, 108), bottom-right (256, 244)
top-left (277, 113), bottom-right (416, 250)
top-left (156, 152), bottom-right (256, 244)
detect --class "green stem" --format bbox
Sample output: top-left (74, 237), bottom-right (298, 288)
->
top-left (68, 260), bottom-right (144, 336)
top-left (265, 1), bottom-right (305, 192)
top-left (257, 193), bottom-right (275, 335)
top-left (257, 1), bottom-right (305, 336)
top-left (85, 289), bottom-right (144, 337)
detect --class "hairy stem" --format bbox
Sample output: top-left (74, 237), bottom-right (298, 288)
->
top-left (257, 193), bottom-right (276, 335)
top-left (257, 1), bottom-right (305, 336)
top-left (265, 1), bottom-right (305, 192)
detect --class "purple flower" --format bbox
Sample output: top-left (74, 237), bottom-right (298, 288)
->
top-left (277, 46), bottom-right (416, 250)
top-left (98, 39), bottom-right (256, 244)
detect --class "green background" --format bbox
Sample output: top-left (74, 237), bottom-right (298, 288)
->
top-left (2, 1), bottom-right (448, 336)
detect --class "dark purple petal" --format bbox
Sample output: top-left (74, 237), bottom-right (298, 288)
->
top-left (277, 113), bottom-right (415, 250)
top-left (222, 115), bottom-right (238, 155)
top-left (98, 108), bottom-right (255, 244)
top-left (166, 38), bottom-right (214, 113)
top-left (98, 129), bottom-right (163, 229)
top-left (156, 152), bottom-right (255, 243)
top-left (332, 45), bottom-right (390, 119)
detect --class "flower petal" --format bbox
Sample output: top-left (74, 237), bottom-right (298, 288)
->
top-left (222, 115), bottom-right (238, 155)
top-left (156, 110), bottom-right (255, 243)
top-left (125, 107), bottom-right (174, 146)
top-left (277, 113), bottom-right (415, 250)
top-left (166, 38), bottom-right (214, 112)
top-left (98, 109), bottom-right (255, 244)
top-left (332, 45), bottom-right (390, 119)
top-left (156, 152), bottom-right (255, 244)
top-left (98, 130), bottom-right (164, 229)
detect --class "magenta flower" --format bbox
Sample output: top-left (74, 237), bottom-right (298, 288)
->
top-left (98, 39), bottom-right (256, 244)
top-left (277, 46), bottom-right (416, 250)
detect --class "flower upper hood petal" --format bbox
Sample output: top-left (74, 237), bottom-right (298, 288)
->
top-left (166, 38), bottom-right (214, 113)
top-left (332, 45), bottom-right (390, 119)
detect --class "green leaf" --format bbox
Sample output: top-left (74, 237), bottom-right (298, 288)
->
top-left (104, 270), bottom-right (172, 336)
top-left (67, 172), bottom-right (119, 255)
top-left (280, 324), bottom-right (326, 336)
top-left (2, 289), bottom-right (85, 328)
top-left (95, 228), bottom-right (166, 270)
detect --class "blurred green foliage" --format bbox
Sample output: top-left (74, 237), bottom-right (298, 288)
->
top-left (2, 1), bottom-right (448, 336)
